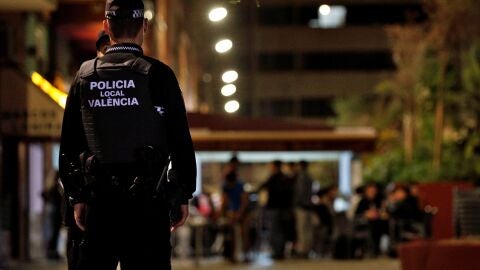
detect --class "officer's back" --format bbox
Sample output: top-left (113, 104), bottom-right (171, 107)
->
top-left (59, 1), bottom-right (196, 269)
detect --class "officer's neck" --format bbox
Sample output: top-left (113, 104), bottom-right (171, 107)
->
top-left (110, 39), bottom-right (142, 47)
top-left (110, 35), bottom-right (143, 47)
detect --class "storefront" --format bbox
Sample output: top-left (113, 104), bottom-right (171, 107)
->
top-left (1, 62), bottom-right (63, 259)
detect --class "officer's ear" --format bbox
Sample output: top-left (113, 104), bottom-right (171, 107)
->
top-left (143, 18), bottom-right (149, 34)
top-left (103, 20), bottom-right (111, 37)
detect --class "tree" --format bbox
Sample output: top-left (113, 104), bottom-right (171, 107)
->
top-left (343, 0), bottom-right (480, 183)
top-left (385, 25), bottom-right (428, 162)
top-left (423, 0), bottom-right (480, 169)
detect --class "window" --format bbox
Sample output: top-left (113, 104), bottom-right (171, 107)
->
top-left (301, 98), bottom-right (336, 118)
top-left (302, 51), bottom-right (395, 71)
top-left (258, 6), bottom-right (294, 25)
top-left (345, 4), bottom-right (426, 25)
top-left (258, 4), bottom-right (426, 27)
top-left (258, 53), bottom-right (295, 72)
top-left (0, 22), bottom-right (8, 60)
top-left (259, 99), bottom-right (294, 117)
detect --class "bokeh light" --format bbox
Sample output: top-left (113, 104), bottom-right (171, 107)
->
top-left (208, 7), bottom-right (228, 22)
top-left (222, 70), bottom-right (238, 83)
top-left (224, 100), bottom-right (240, 113)
top-left (221, 84), bottom-right (237, 96)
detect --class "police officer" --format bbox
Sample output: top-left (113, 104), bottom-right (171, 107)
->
top-left (59, 0), bottom-right (196, 269)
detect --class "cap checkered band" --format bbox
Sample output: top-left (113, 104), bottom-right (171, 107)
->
top-left (132, 9), bottom-right (144, 18)
top-left (105, 10), bottom-right (116, 18)
top-left (105, 9), bottom-right (144, 19)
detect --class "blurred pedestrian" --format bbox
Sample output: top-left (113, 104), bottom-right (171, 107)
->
top-left (259, 160), bottom-right (295, 260)
top-left (0, 197), bottom-right (8, 270)
top-left (286, 162), bottom-right (297, 179)
top-left (387, 184), bottom-right (423, 256)
top-left (293, 161), bottom-right (314, 258)
top-left (221, 170), bottom-right (248, 262)
top-left (95, 30), bottom-right (110, 57)
top-left (312, 185), bottom-right (337, 256)
top-left (387, 184), bottom-right (420, 221)
top-left (42, 171), bottom-right (62, 260)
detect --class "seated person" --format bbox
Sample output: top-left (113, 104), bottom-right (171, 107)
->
top-left (387, 184), bottom-right (424, 249)
top-left (353, 183), bottom-right (388, 257)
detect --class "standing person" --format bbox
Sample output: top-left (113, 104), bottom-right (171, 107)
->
top-left (96, 30), bottom-right (110, 57)
top-left (221, 170), bottom-right (248, 262)
top-left (0, 197), bottom-right (8, 270)
top-left (259, 160), bottom-right (295, 260)
top-left (62, 31), bottom-right (112, 270)
top-left (42, 171), bottom-right (63, 260)
top-left (312, 185), bottom-right (337, 257)
top-left (293, 161), bottom-right (314, 258)
top-left (59, 1), bottom-right (197, 269)
top-left (286, 162), bottom-right (298, 180)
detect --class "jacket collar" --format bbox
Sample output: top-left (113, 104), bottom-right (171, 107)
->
top-left (105, 43), bottom-right (143, 56)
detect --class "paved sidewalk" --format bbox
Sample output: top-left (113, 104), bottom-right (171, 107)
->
top-left (9, 258), bottom-right (400, 270)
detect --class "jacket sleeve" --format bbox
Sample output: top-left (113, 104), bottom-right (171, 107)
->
top-left (163, 67), bottom-right (197, 204)
top-left (58, 73), bottom-right (89, 204)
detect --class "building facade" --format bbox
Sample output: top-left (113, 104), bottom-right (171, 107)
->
top-left (197, 0), bottom-right (425, 119)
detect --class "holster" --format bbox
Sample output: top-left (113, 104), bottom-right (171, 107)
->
top-left (137, 146), bottom-right (183, 224)
top-left (80, 151), bottom-right (98, 187)
top-left (78, 146), bottom-right (183, 224)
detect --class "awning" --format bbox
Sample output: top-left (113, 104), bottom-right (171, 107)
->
top-left (188, 113), bottom-right (376, 152)
top-left (0, 65), bottom-right (64, 138)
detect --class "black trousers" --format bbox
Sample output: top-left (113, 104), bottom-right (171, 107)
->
top-left (76, 190), bottom-right (171, 270)
top-left (67, 225), bottom-right (83, 270)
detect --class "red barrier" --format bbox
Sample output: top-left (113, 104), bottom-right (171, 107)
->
top-left (400, 239), bottom-right (480, 270)
top-left (416, 182), bottom-right (474, 240)
top-left (398, 240), bottom-right (431, 270)
top-left (426, 240), bottom-right (480, 270)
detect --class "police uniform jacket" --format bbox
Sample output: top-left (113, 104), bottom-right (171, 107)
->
top-left (59, 43), bottom-right (196, 214)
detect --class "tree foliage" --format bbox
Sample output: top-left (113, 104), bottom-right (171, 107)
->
top-left (336, 0), bottom-right (480, 183)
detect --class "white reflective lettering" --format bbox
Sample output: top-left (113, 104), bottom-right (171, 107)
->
top-left (90, 80), bottom-right (135, 90)
top-left (87, 97), bottom-right (139, 107)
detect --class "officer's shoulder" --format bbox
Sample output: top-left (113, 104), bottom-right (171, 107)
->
top-left (77, 58), bottom-right (97, 78)
top-left (142, 56), bottom-right (176, 76)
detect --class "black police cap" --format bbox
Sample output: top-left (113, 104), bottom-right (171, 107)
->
top-left (105, 0), bottom-right (144, 19)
